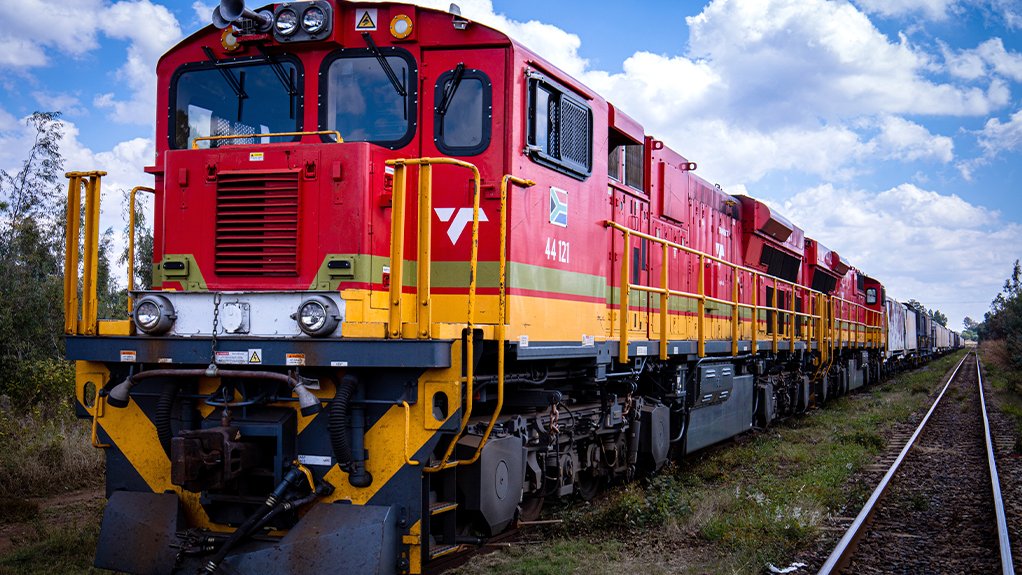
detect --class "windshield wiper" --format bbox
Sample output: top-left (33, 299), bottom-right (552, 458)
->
top-left (256, 45), bottom-right (297, 119)
top-left (202, 46), bottom-right (248, 102)
top-left (436, 63), bottom-right (465, 118)
top-left (361, 32), bottom-right (406, 97)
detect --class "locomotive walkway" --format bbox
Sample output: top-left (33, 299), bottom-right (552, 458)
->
top-left (817, 352), bottom-right (1015, 574)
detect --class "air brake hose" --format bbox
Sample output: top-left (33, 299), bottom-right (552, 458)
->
top-left (202, 466), bottom-right (307, 574)
top-left (329, 374), bottom-right (373, 488)
top-left (154, 384), bottom-right (179, 456)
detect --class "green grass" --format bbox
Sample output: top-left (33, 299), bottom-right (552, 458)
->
top-left (979, 340), bottom-right (1022, 454)
top-left (456, 350), bottom-right (968, 575)
top-left (0, 522), bottom-right (104, 575)
top-left (0, 402), bottom-right (103, 501)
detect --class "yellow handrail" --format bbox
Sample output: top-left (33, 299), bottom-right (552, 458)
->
top-left (462, 175), bottom-right (534, 467)
top-left (127, 186), bottom-right (155, 313)
top-left (382, 157), bottom-right (483, 472)
top-left (401, 401), bottom-right (420, 466)
top-left (63, 171), bottom-right (107, 335)
top-left (90, 385), bottom-right (110, 449)
top-left (191, 130), bottom-right (342, 149)
top-left (602, 220), bottom-right (893, 363)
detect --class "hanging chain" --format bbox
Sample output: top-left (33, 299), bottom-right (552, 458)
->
top-left (210, 292), bottom-right (222, 364)
top-left (548, 402), bottom-right (560, 438)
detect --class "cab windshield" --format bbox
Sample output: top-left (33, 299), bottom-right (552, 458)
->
top-left (322, 49), bottom-right (416, 148)
top-left (171, 58), bottom-right (301, 149)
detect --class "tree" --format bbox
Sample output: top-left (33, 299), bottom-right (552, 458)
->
top-left (905, 299), bottom-right (925, 315)
top-left (930, 309), bottom-right (947, 327)
top-left (119, 189), bottom-right (153, 292)
top-left (0, 113), bottom-right (66, 363)
top-left (963, 316), bottom-right (978, 330)
top-left (980, 259), bottom-right (1022, 369)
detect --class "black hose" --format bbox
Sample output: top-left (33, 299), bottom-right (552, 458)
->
top-left (154, 384), bottom-right (178, 457)
top-left (329, 375), bottom-right (357, 470)
top-left (329, 374), bottom-right (372, 488)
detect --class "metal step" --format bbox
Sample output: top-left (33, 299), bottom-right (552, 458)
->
top-left (430, 501), bottom-right (458, 516)
top-left (429, 544), bottom-right (461, 560)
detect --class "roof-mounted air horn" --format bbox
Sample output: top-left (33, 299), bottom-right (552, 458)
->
top-left (212, 0), bottom-right (273, 32)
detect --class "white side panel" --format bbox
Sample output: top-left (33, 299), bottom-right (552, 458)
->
top-left (905, 306), bottom-right (918, 351)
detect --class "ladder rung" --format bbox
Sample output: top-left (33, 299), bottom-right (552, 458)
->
top-left (430, 501), bottom-right (458, 515)
top-left (429, 544), bottom-right (461, 560)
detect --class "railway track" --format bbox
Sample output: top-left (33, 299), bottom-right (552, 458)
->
top-left (818, 352), bottom-right (1015, 574)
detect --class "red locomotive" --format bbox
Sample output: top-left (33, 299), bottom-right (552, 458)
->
top-left (62, 2), bottom-right (956, 573)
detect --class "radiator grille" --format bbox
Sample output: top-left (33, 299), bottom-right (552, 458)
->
top-left (215, 171), bottom-right (300, 276)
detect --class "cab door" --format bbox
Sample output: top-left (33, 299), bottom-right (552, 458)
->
top-left (420, 48), bottom-right (507, 198)
top-left (418, 49), bottom-right (507, 323)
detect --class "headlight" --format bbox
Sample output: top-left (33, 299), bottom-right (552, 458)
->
top-left (302, 6), bottom-right (326, 33)
top-left (133, 295), bottom-right (176, 335)
top-left (293, 295), bottom-right (340, 337)
top-left (275, 8), bottom-right (298, 35)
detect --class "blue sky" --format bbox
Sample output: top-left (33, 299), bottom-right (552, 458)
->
top-left (1, 0), bottom-right (1020, 330)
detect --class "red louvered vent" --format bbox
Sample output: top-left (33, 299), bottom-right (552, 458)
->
top-left (215, 170), bottom-right (300, 276)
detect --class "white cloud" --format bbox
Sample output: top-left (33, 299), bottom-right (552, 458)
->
top-left (32, 92), bottom-right (88, 117)
top-left (853, 0), bottom-right (956, 20)
top-left (944, 37), bottom-right (1022, 82)
top-left (0, 37), bottom-right (49, 68)
top-left (93, 1), bottom-right (183, 125)
top-left (873, 115), bottom-right (954, 162)
top-left (985, 0), bottom-right (1022, 29)
top-left (977, 108), bottom-right (1022, 154)
top-left (0, 0), bottom-right (182, 126)
top-left (781, 182), bottom-right (1021, 328)
top-left (191, 1), bottom-right (217, 27)
top-left (0, 0), bottom-right (105, 66)
top-left (681, 0), bottom-right (1004, 124)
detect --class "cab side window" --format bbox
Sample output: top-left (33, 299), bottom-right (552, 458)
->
top-left (527, 73), bottom-right (592, 180)
top-left (434, 65), bottom-right (491, 156)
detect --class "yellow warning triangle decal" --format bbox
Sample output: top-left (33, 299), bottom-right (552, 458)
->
top-left (357, 11), bottom-right (375, 29)
top-left (249, 351), bottom-right (261, 363)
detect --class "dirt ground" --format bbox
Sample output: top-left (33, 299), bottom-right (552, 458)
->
top-left (0, 485), bottom-right (104, 557)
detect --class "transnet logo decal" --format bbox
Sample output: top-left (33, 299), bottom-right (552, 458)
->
top-left (549, 187), bottom-right (568, 227)
top-left (435, 207), bottom-right (489, 245)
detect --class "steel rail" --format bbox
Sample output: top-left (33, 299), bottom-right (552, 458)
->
top-left (816, 351), bottom-right (972, 575)
top-left (977, 354), bottom-right (1016, 575)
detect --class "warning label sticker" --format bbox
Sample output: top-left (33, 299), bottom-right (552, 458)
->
top-left (215, 351), bottom-right (247, 365)
top-left (120, 350), bottom-right (137, 363)
top-left (286, 353), bottom-right (305, 366)
top-left (297, 454), bottom-right (333, 467)
top-left (355, 8), bottom-right (377, 30)
top-left (248, 349), bottom-right (262, 364)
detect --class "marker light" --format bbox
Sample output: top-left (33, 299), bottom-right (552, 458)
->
top-left (302, 5), bottom-right (326, 33)
top-left (275, 8), bottom-right (298, 35)
top-left (390, 14), bottom-right (413, 39)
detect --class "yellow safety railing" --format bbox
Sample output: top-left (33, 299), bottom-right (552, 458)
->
top-left (127, 186), bottom-right (155, 313)
top-left (605, 221), bottom-right (884, 363)
top-left (384, 159), bottom-right (535, 471)
top-left (383, 157), bottom-right (480, 472)
top-left (191, 130), bottom-right (343, 149)
top-left (461, 175), bottom-right (534, 467)
top-left (63, 171), bottom-right (107, 335)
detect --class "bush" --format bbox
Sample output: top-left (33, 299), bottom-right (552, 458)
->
top-left (0, 358), bottom-right (74, 409)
